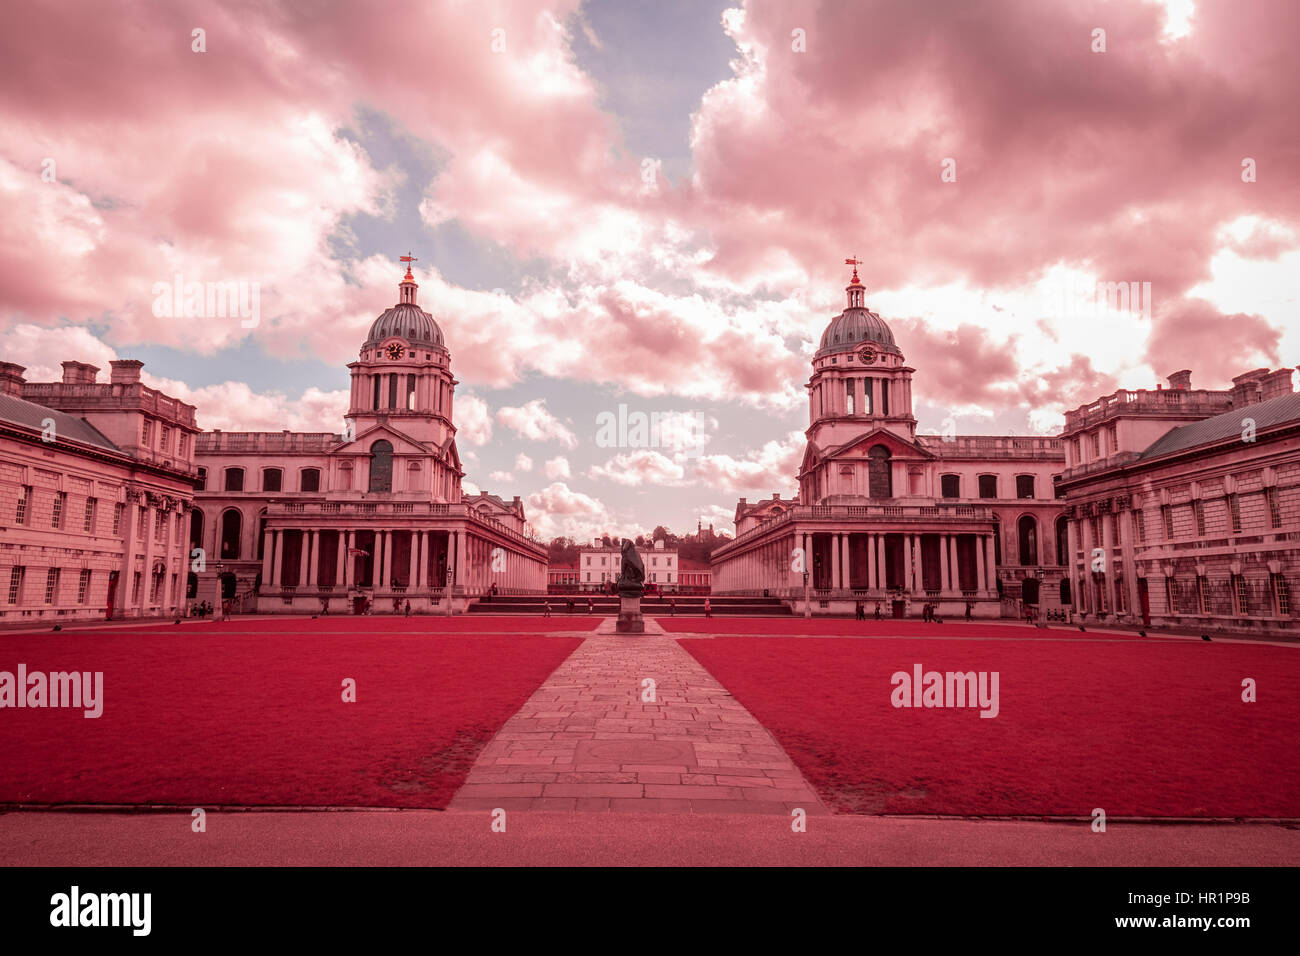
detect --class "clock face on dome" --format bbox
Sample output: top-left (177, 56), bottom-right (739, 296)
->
top-left (385, 343), bottom-right (405, 360)
top-left (859, 347), bottom-right (877, 365)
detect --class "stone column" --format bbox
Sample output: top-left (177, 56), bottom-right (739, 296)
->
top-left (1101, 514), bottom-right (1115, 614)
top-left (344, 531), bottom-right (355, 587)
top-left (841, 534), bottom-right (851, 589)
top-left (307, 531), bottom-right (320, 586)
top-left (949, 535), bottom-right (960, 593)
top-left (975, 534), bottom-right (986, 597)
top-left (911, 535), bottom-right (923, 593)
top-left (1066, 520), bottom-right (1080, 613)
top-left (416, 531), bottom-right (427, 588)
top-left (297, 531), bottom-right (308, 588)
top-left (877, 535), bottom-right (887, 590)
top-left (408, 531), bottom-right (419, 589)
top-left (261, 528), bottom-right (274, 584)
top-left (866, 534), bottom-right (876, 591)
top-left (1120, 511), bottom-right (1140, 619)
top-left (902, 535), bottom-right (912, 593)
top-left (382, 530), bottom-right (393, 589)
top-left (939, 534), bottom-right (949, 594)
top-left (454, 531), bottom-right (465, 589)
top-left (984, 534), bottom-right (997, 592)
top-left (830, 533), bottom-right (840, 590)
top-left (271, 529), bottom-right (283, 587)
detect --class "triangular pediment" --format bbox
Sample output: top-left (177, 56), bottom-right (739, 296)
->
top-left (334, 421), bottom-right (431, 457)
top-left (828, 428), bottom-right (933, 461)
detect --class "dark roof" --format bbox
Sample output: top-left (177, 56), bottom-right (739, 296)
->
top-left (1138, 392), bottom-right (1300, 461)
top-left (0, 393), bottom-right (120, 454)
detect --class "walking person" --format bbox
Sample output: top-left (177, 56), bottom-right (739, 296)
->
top-left (221, 598), bottom-right (231, 622)
top-left (587, 597), bottom-right (594, 614)
top-left (670, 597), bottom-right (676, 616)
top-left (704, 597), bottom-right (712, 618)
top-left (543, 600), bottom-right (551, 618)
top-left (404, 599), bottom-right (412, 617)
top-left (874, 602), bottom-right (882, 620)
top-left (965, 601), bottom-right (973, 621)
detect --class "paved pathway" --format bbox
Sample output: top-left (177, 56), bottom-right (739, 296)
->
top-left (448, 636), bottom-right (829, 814)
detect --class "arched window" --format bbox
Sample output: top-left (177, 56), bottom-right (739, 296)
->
top-left (300, 468), bottom-right (321, 492)
top-left (1018, 515), bottom-right (1038, 566)
top-left (224, 467), bottom-right (244, 492)
top-left (189, 508), bottom-right (204, 552)
top-left (369, 440), bottom-right (394, 492)
top-left (262, 468), bottom-right (282, 492)
top-left (220, 509), bottom-right (242, 560)
top-left (867, 445), bottom-right (892, 498)
top-left (941, 474), bottom-right (961, 498)
top-left (992, 518), bottom-right (1002, 565)
top-left (1055, 515), bottom-right (1069, 566)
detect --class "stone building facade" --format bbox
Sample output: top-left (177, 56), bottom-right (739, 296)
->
top-left (1058, 367), bottom-right (1299, 634)
top-left (0, 359), bottom-right (199, 623)
top-left (191, 264), bottom-right (547, 613)
top-left (710, 265), bottom-right (1068, 617)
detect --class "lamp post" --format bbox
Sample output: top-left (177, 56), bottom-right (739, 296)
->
top-left (803, 570), bottom-right (810, 618)
top-left (445, 566), bottom-right (453, 616)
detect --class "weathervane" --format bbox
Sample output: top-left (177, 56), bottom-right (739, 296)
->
top-left (400, 252), bottom-right (418, 278)
top-left (844, 256), bottom-right (863, 284)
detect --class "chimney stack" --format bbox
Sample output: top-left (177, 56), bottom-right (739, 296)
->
top-left (1230, 368), bottom-right (1269, 408)
top-left (1260, 367), bottom-right (1297, 402)
top-left (109, 359), bottom-right (143, 385)
top-left (1166, 369), bottom-right (1192, 390)
top-left (0, 362), bottom-right (26, 398)
top-left (61, 361), bottom-right (100, 385)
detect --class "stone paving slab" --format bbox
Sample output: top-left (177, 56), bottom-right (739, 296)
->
top-left (448, 636), bottom-right (830, 815)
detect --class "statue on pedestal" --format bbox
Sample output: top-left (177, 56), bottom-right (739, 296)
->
top-left (615, 538), bottom-right (646, 633)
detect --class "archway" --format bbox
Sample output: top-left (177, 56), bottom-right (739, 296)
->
top-left (220, 509), bottom-right (242, 560)
top-left (1018, 515), bottom-right (1038, 566)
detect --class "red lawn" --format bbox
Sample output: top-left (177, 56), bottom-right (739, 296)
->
top-left (657, 617), bottom-right (1150, 640)
top-left (0, 625), bottom-right (580, 808)
top-left (680, 635), bottom-right (1300, 817)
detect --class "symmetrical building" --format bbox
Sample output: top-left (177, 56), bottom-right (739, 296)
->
top-left (576, 539), bottom-right (678, 590)
top-left (1058, 367), bottom-right (1299, 634)
top-left (0, 359), bottom-right (200, 624)
top-left (711, 264), bottom-right (1068, 617)
top-left (191, 262), bottom-right (546, 612)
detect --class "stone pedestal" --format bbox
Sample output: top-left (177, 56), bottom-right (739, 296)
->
top-left (615, 583), bottom-right (645, 633)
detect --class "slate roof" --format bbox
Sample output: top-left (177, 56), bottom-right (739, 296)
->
top-left (0, 393), bottom-right (120, 454)
top-left (1138, 391), bottom-right (1300, 461)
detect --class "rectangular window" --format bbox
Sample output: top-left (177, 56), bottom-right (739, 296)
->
top-left (179, 433), bottom-right (188, 457)
top-left (1090, 432), bottom-right (1100, 458)
top-left (881, 379), bottom-right (889, 415)
top-left (1107, 424), bottom-right (1118, 454)
top-left (388, 373), bottom-right (398, 409)
top-left (863, 378), bottom-right (874, 415)
top-left (45, 567), bottom-right (60, 604)
top-left (137, 504), bottom-right (146, 536)
top-left (1167, 577), bottom-right (1180, 614)
top-left (373, 375), bottom-right (381, 410)
top-left (132, 571), bottom-right (141, 605)
top-left (1228, 493), bottom-right (1242, 533)
top-left (1116, 573), bottom-right (1128, 613)
top-left (51, 491), bottom-right (66, 529)
top-left (263, 469), bottom-right (282, 492)
top-left (1265, 487), bottom-right (1281, 528)
top-left (16, 485), bottom-right (31, 524)
top-left (1097, 577), bottom-right (1109, 613)
top-left (84, 497), bottom-right (97, 533)
top-left (196, 467), bottom-right (207, 491)
top-left (301, 469), bottom-right (320, 492)
top-left (1162, 505), bottom-right (1174, 539)
top-left (1193, 499), bottom-right (1205, 536)
top-left (1016, 475), bottom-right (1035, 499)
top-left (160, 425), bottom-right (170, 452)
top-left (407, 374), bottom-right (416, 410)
top-left (78, 569), bottom-right (91, 603)
top-left (150, 571), bottom-right (163, 604)
top-left (224, 468), bottom-right (244, 492)
top-left (7, 567), bottom-right (24, 604)
top-left (1232, 574), bottom-right (1250, 615)
top-left (845, 379), bottom-right (855, 415)
top-left (1196, 576), bottom-right (1208, 614)
top-left (141, 420), bottom-right (152, 445)
top-left (978, 475), bottom-right (997, 499)
top-left (113, 502), bottom-right (123, 536)
top-left (155, 510), bottom-right (165, 542)
top-left (941, 474), bottom-right (961, 498)
top-left (1135, 508), bottom-right (1146, 542)
top-left (1274, 574), bottom-right (1291, 617)
top-left (1072, 438), bottom-right (1081, 463)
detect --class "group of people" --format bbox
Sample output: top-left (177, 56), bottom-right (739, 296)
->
top-left (854, 602), bottom-right (884, 620)
top-left (188, 600), bottom-right (231, 621)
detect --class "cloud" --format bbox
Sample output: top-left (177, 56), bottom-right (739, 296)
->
top-left (587, 450), bottom-right (686, 486)
top-left (544, 455), bottom-right (570, 479)
top-left (524, 480), bottom-right (616, 541)
top-left (514, 452), bottom-right (533, 472)
top-left (693, 431), bottom-right (804, 496)
top-left (454, 393), bottom-right (493, 445)
top-left (496, 399), bottom-right (578, 447)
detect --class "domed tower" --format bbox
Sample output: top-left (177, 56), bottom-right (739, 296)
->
top-left (806, 260), bottom-right (916, 450)
top-left (347, 256), bottom-right (459, 453)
